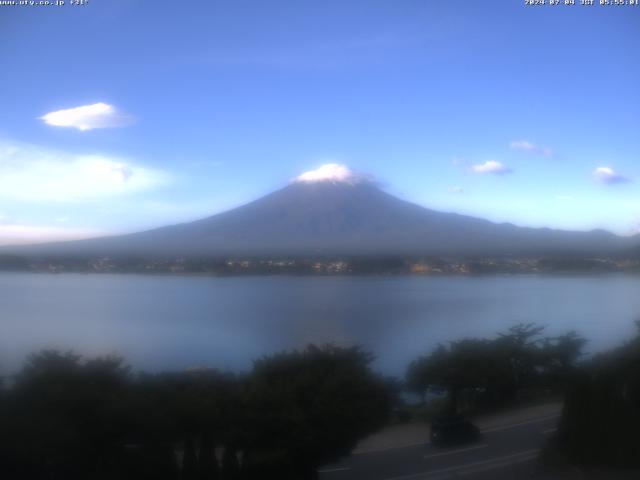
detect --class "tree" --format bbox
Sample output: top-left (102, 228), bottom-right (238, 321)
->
top-left (242, 345), bottom-right (392, 479)
top-left (2, 351), bottom-right (131, 480)
top-left (554, 322), bottom-right (640, 468)
top-left (131, 368), bottom-right (238, 480)
top-left (406, 324), bottom-right (587, 415)
top-left (0, 345), bottom-right (393, 480)
top-left (407, 339), bottom-right (512, 414)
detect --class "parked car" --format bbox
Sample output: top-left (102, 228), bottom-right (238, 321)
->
top-left (430, 415), bottom-right (481, 447)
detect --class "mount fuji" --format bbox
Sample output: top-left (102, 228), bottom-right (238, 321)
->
top-left (3, 164), bottom-right (636, 258)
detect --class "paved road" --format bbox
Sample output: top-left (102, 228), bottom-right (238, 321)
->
top-left (318, 410), bottom-right (560, 480)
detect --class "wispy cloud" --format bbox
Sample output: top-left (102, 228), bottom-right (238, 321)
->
top-left (0, 140), bottom-right (169, 202)
top-left (0, 223), bottom-right (104, 246)
top-left (509, 140), bottom-right (553, 157)
top-left (40, 103), bottom-right (134, 131)
top-left (449, 186), bottom-right (464, 194)
top-left (471, 160), bottom-right (512, 175)
top-left (593, 166), bottom-right (630, 185)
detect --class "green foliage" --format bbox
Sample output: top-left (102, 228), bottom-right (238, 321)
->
top-left (243, 345), bottom-right (392, 478)
top-left (3, 351), bottom-right (132, 480)
top-left (555, 323), bottom-right (640, 468)
top-left (0, 345), bottom-right (392, 480)
top-left (406, 323), bottom-right (586, 414)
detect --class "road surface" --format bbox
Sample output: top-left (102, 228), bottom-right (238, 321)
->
top-left (318, 404), bottom-right (561, 480)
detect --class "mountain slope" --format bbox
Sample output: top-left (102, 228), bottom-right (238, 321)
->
top-left (3, 181), bottom-right (636, 257)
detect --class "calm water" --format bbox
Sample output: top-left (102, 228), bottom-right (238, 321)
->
top-left (1, 273), bottom-right (639, 376)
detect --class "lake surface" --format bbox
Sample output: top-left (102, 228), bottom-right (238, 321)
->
top-left (1, 273), bottom-right (639, 376)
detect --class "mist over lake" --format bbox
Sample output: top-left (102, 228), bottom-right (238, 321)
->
top-left (1, 272), bottom-right (639, 376)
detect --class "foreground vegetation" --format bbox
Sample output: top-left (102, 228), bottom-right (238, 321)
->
top-left (406, 322), bottom-right (640, 470)
top-left (406, 323), bottom-right (586, 415)
top-left (548, 322), bottom-right (640, 469)
top-left (1, 322), bottom-right (638, 478)
top-left (0, 346), bottom-right (392, 480)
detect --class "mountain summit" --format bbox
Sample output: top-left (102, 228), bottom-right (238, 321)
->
top-left (3, 165), bottom-right (636, 258)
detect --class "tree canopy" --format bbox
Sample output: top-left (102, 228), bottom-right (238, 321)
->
top-left (406, 324), bottom-right (586, 414)
top-left (0, 345), bottom-right (392, 480)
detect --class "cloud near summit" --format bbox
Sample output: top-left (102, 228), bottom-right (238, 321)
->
top-left (294, 163), bottom-right (373, 185)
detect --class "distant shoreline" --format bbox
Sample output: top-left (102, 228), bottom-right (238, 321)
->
top-left (3, 253), bottom-right (640, 277)
top-left (3, 269), bottom-right (640, 279)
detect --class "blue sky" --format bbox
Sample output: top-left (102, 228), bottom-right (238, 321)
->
top-left (0, 0), bottom-right (639, 244)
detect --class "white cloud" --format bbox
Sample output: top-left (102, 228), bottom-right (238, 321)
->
top-left (295, 163), bottom-right (369, 184)
top-left (593, 166), bottom-right (630, 185)
top-left (0, 140), bottom-right (169, 202)
top-left (449, 186), bottom-right (464, 194)
top-left (0, 224), bottom-right (104, 246)
top-left (509, 140), bottom-right (553, 157)
top-left (40, 102), bottom-right (133, 131)
top-left (471, 160), bottom-right (512, 175)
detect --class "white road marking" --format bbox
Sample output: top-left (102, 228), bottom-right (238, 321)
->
top-left (318, 466), bottom-right (351, 473)
top-left (423, 443), bottom-right (488, 459)
top-left (384, 449), bottom-right (540, 480)
top-left (481, 413), bottom-right (560, 433)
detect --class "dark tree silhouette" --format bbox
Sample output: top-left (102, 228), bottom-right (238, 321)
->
top-left (197, 432), bottom-right (219, 480)
top-left (0, 345), bottom-right (392, 480)
top-left (221, 444), bottom-right (241, 480)
top-left (242, 344), bottom-right (392, 479)
top-left (553, 322), bottom-right (640, 468)
top-left (406, 324), bottom-right (586, 415)
top-left (2, 351), bottom-right (131, 480)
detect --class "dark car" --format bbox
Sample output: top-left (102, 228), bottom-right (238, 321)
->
top-left (430, 415), bottom-right (481, 447)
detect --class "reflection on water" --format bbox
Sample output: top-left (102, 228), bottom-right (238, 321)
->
top-left (1, 272), bottom-right (639, 375)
